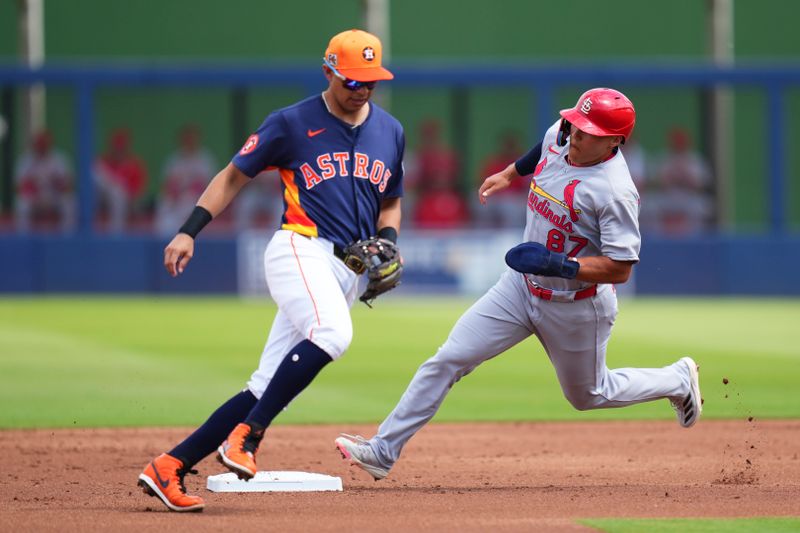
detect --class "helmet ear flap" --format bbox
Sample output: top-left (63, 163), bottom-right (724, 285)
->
top-left (557, 119), bottom-right (571, 146)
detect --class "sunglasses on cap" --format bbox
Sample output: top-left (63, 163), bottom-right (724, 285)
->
top-left (323, 59), bottom-right (378, 91)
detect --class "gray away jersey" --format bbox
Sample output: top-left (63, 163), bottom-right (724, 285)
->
top-left (521, 120), bottom-right (641, 291)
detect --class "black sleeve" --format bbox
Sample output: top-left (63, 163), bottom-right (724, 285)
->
top-left (514, 142), bottom-right (543, 176)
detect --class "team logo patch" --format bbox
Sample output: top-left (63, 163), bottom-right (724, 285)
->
top-left (362, 47), bottom-right (375, 61)
top-left (529, 179), bottom-right (583, 226)
top-left (580, 97), bottom-right (592, 114)
top-left (239, 134), bottom-right (259, 155)
top-left (327, 53), bottom-right (338, 66)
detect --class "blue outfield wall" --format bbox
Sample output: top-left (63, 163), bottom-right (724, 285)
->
top-left (636, 235), bottom-right (800, 296)
top-left (0, 234), bottom-right (798, 296)
top-left (0, 235), bottom-right (237, 294)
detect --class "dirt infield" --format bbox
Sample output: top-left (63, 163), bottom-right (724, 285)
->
top-left (1, 420), bottom-right (799, 532)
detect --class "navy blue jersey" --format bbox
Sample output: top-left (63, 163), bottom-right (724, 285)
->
top-left (232, 94), bottom-right (405, 248)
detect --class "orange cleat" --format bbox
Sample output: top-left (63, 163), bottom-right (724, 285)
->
top-left (138, 453), bottom-right (205, 512)
top-left (217, 422), bottom-right (265, 480)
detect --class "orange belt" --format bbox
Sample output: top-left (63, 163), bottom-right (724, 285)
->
top-left (525, 278), bottom-right (597, 302)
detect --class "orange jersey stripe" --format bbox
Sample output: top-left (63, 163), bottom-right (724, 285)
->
top-left (280, 168), bottom-right (318, 237)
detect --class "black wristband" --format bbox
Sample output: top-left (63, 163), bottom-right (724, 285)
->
top-left (377, 226), bottom-right (398, 244)
top-left (178, 206), bottom-right (212, 238)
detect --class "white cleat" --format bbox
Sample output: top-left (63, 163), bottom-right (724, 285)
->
top-left (671, 356), bottom-right (702, 428)
top-left (335, 433), bottom-right (389, 480)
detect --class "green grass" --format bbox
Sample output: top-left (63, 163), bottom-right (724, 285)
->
top-left (0, 296), bottom-right (798, 428)
top-left (581, 517), bottom-right (800, 532)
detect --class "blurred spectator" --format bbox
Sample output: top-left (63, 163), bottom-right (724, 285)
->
top-left (234, 168), bottom-right (284, 232)
top-left (154, 124), bottom-right (216, 236)
top-left (620, 135), bottom-right (656, 232)
top-left (412, 178), bottom-right (470, 229)
top-left (404, 118), bottom-right (460, 209)
top-left (413, 118), bottom-right (460, 189)
top-left (622, 135), bottom-right (648, 191)
top-left (13, 130), bottom-right (75, 233)
top-left (650, 127), bottom-right (714, 235)
top-left (475, 130), bottom-right (527, 228)
top-left (94, 128), bottom-right (148, 233)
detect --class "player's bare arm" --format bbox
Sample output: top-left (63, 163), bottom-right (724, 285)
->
top-left (195, 163), bottom-right (251, 217)
top-left (376, 197), bottom-right (401, 234)
top-left (478, 162), bottom-right (518, 205)
top-left (572, 255), bottom-right (633, 284)
top-left (505, 241), bottom-right (633, 284)
top-left (163, 163), bottom-right (250, 277)
top-left (479, 141), bottom-right (542, 205)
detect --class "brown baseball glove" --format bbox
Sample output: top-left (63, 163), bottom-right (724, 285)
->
top-left (342, 237), bottom-right (403, 307)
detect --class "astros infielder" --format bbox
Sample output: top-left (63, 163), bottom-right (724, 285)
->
top-left (335, 87), bottom-right (702, 481)
top-left (138, 29), bottom-right (404, 511)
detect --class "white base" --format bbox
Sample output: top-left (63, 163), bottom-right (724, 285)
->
top-left (206, 471), bottom-right (343, 492)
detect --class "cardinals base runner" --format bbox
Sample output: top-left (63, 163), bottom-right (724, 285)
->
top-left (334, 87), bottom-right (702, 481)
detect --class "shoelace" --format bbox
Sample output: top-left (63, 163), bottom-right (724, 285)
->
top-left (339, 433), bottom-right (369, 445)
top-left (176, 466), bottom-right (199, 494)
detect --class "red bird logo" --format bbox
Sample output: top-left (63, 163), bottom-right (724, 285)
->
top-left (533, 157), bottom-right (547, 177)
top-left (563, 179), bottom-right (581, 222)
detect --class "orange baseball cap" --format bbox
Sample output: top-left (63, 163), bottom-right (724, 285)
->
top-left (324, 29), bottom-right (394, 82)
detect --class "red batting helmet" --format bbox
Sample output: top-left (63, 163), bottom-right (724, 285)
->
top-left (559, 88), bottom-right (636, 143)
